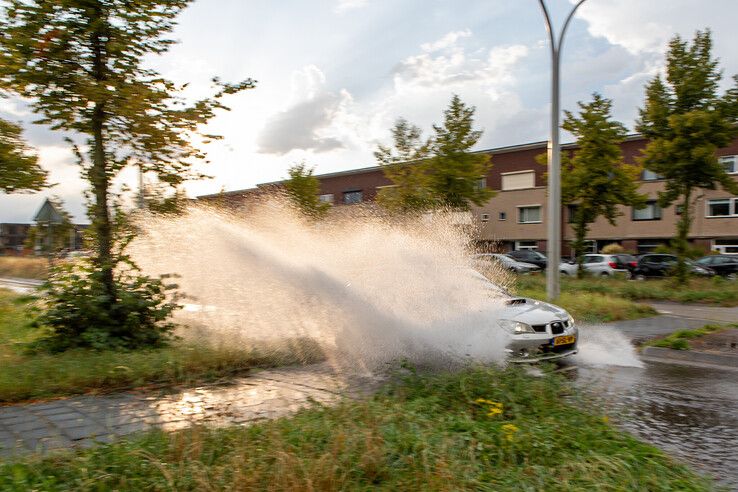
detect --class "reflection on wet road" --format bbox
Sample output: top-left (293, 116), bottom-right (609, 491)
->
top-left (570, 361), bottom-right (738, 490)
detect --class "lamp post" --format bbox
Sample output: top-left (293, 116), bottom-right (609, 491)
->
top-left (537, 0), bottom-right (586, 300)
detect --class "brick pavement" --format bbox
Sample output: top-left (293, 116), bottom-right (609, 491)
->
top-left (0, 363), bottom-right (381, 457)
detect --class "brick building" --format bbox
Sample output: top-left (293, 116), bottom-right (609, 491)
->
top-left (198, 134), bottom-right (738, 256)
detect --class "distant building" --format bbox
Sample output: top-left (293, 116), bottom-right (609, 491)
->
top-left (198, 134), bottom-right (738, 256)
top-left (0, 223), bottom-right (32, 254)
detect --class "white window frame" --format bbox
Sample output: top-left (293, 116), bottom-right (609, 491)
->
top-left (498, 211), bottom-right (506, 221)
top-left (517, 204), bottom-right (542, 224)
top-left (318, 193), bottom-right (334, 204)
top-left (501, 170), bottom-right (536, 191)
top-left (713, 239), bottom-right (738, 254)
top-left (641, 169), bottom-right (663, 181)
top-left (476, 177), bottom-right (487, 190)
top-left (515, 240), bottom-right (538, 250)
top-left (632, 201), bottom-right (662, 221)
top-left (480, 213), bottom-right (490, 222)
top-left (719, 155), bottom-right (738, 174)
top-left (342, 190), bottom-right (363, 204)
top-left (705, 198), bottom-right (738, 218)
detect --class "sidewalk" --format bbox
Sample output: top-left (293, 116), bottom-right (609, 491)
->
top-left (648, 302), bottom-right (738, 324)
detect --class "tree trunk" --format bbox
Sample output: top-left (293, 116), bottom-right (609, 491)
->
top-left (90, 6), bottom-right (115, 300)
top-left (574, 213), bottom-right (589, 279)
top-left (675, 187), bottom-right (693, 285)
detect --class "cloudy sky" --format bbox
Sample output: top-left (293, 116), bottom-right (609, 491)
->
top-left (2, 0), bottom-right (737, 223)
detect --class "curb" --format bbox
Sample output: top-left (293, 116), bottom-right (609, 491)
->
top-left (642, 346), bottom-right (738, 369)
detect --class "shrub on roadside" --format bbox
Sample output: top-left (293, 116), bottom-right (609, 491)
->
top-left (601, 243), bottom-right (624, 254)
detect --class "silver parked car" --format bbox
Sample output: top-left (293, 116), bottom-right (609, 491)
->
top-left (580, 254), bottom-right (628, 277)
top-left (473, 253), bottom-right (541, 274)
top-left (472, 271), bottom-right (578, 363)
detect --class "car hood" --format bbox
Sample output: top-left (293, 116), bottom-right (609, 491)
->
top-left (514, 261), bottom-right (540, 269)
top-left (496, 297), bottom-right (570, 325)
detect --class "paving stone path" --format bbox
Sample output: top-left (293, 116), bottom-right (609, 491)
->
top-left (0, 363), bottom-right (382, 458)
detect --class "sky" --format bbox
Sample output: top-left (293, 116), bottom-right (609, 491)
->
top-left (1, 0), bottom-right (738, 223)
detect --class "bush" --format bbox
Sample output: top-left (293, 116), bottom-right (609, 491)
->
top-left (600, 242), bottom-right (624, 254)
top-left (33, 258), bottom-right (180, 352)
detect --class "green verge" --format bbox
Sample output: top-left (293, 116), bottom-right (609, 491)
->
top-left (644, 323), bottom-right (738, 351)
top-left (0, 289), bottom-right (323, 403)
top-left (0, 367), bottom-right (711, 491)
top-left (517, 275), bottom-right (738, 308)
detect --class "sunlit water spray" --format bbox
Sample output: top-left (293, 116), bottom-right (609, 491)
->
top-left (130, 199), bottom-right (642, 374)
top-left (130, 200), bottom-right (514, 373)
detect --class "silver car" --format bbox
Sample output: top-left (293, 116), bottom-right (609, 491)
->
top-left (473, 253), bottom-right (540, 274)
top-left (580, 254), bottom-right (628, 277)
top-left (473, 271), bottom-right (578, 363)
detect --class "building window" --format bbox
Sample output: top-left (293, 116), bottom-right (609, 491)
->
top-left (501, 170), bottom-right (535, 191)
top-left (713, 239), bottom-right (738, 254)
top-left (518, 205), bottom-right (542, 224)
top-left (675, 204), bottom-right (683, 215)
top-left (480, 213), bottom-right (490, 222)
top-left (343, 190), bottom-right (363, 204)
top-left (719, 155), bottom-right (737, 174)
top-left (642, 169), bottom-right (663, 181)
top-left (499, 211), bottom-right (506, 221)
top-left (567, 204), bottom-right (578, 223)
top-left (632, 201), bottom-right (662, 221)
top-left (318, 194), bottom-right (334, 204)
top-left (706, 198), bottom-right (737, 217)
top-left (515, 240), bottom-right (538, 250)
top-left (476, 177), bottom-right (487, 190)
top-left (637, 240), bottom-right (665, 253)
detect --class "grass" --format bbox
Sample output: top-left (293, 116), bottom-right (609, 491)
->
top-left (0, 256), bottom-right (48, 280)
top-left (514, 278), bottom-right (658, 323)
top-left (644, 323), bottom-right (737, 351)
top-left (517, 274), bottom-right (738, 307)
top-left (0, 367), bottom-right (712, 491)
top-left (0, 289), bottom-right (323, 403)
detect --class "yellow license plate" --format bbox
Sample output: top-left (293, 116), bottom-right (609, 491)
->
top-left (553, 335), bottom-right (576, 346)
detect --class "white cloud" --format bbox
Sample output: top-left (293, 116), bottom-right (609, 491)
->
top-left (335, 0), bottom-right (368, 13)
top-left (420, 29), bottom-right (472, 53)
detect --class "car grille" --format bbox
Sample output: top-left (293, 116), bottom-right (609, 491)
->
top-left (531, 324), bottom-right (547, 333)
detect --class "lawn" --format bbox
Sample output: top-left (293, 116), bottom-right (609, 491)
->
top-left (516, 275), bottom-right (738, 308)
top-left (0, 367), bottom-right (712, 491)
top-left (0, 289), bottom-right (323, 403)
top-left (644, 323), bottom-right (738, 350)
top-left (0, 256), bottom-right (48, 280)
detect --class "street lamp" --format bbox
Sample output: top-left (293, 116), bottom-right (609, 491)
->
top-left (537, 0), bottom-right (586, 300)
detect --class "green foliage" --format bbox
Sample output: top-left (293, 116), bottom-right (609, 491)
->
top-left (647, 323), bottom-right (734, 350)
top-left (0, 367), bottom-right (711, 490)
top-left (143, 182), bottom-right (190, 216)
top-left (377, 95), bottom-right (494, 213)
top-left (23, 196), bottom-right (76, 254)
top-left (33, 258), bottom-right (180, 351)
top-left (0, 0), bottom-right (255, 324)
top-left (636, 30), bottom-right (738, 284)
top-left (374, 118), bottom-right (437, 213)
top-left (284, 162), bottom-right (330, 219)
top-left (429, 95), bottom-right (495, 209)
top-left (560, 94), bottom-right (646, 277)
top-left (0, 116), bottom-right (47, 193)
top-left (600, 243), bottom-right (624, 254)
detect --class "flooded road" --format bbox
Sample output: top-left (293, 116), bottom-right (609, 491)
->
top-left (570, 361), bottom-right (738, 490)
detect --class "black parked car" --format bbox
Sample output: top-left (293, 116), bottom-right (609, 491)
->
top-left (632, 254), bottom-right (714, 279)
top-left (694, 255), bottom-right (738, 280)
top-left (507, 250), bottom-right (547, 269)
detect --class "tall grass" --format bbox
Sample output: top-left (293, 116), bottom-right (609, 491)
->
top-left (0, 367), bottom-right (712, 491)
top-left (0, 289), bottom-right (323, 402)
top-left (517, 275), bottom-right (738, 307)
top-left (0, 256), bottom-right (48, 279)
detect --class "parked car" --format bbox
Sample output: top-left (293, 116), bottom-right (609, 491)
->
top-left (632, 254), bottom-right (715, 279)
top-left (473, 254), bottom-right (541, 274)
top-left (559, 258), bottom-right (579, 276)
top-left (579, 254), bottom-right (629, 277)
top-left (612, 253), bottom-right (638, 275)
top-left (507, 250), bottom-right (547, 269)
top-left (694, 255), bottom-right (738, 280)
top-left (470, 270), bottom-right (578, 363)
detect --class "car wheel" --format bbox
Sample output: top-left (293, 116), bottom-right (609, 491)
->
top-left (635, 274), bottom-right (646, 281)
top-left (600, 272), bottom-right (609, 277)
top-left (727, 273), bottom-right (737, 281)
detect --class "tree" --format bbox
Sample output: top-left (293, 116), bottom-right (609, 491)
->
top-left (24, 197), bottom-right (76, 254)
top-left (0, 116), bottom-right (47, 192)
top-left (560, 93), bottom-right (646, 277)
top-left (374, 118), bottom-right (436, 213)
top-left (636, 30), bottom-right (738, 283)
top-left (376, 95), bottom-right (494, 213)
top-left (428, 95), bottom-right (494, 209)
top-left (0, 0), bottom-right (255, 347)
top-left (284, 162), bottom-right (329, 219)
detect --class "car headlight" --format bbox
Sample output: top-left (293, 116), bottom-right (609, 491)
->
top-left (498, 319), bottom-right (535, 334)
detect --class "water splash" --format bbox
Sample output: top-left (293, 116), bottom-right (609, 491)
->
top-left (129, 200), bottom-right (511, 373)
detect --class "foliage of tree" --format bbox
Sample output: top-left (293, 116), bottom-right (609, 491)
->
top-left (0, 0), bottom-right (255, 348)
top-left (428, 95), bottom-right (494, 209)
top-left (0, 115), bottom-right (46, 192)
top-left (376, 95), bottom-right (494, 213)
top-left (374, 118), bottom-right (436, 213)
top-left (142, 181), bottom-right (190, 216)
top-left (561, 94), bottom-right (646, 277)
top-left (284, 162), bottom-right (329, 219)
top-left (636, 29), bottom-right (738, 283)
